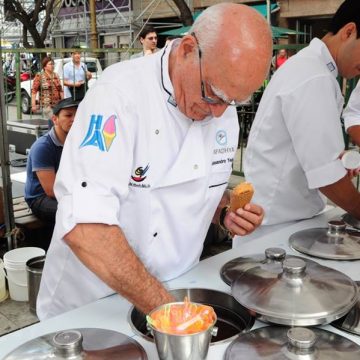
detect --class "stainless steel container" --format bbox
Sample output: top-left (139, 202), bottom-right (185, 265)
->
top-left (231, 255), bottom-right (358, 326)
top-left (26, 255), bottom-right (45, 314)
top-left (147, 301), bottom-right (217, 360)
top-left (128, 288), bottom-right (254, 344)
top-left (224, 326), bottom-right (360, 359)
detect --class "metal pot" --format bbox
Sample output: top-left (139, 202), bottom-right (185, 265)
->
top-left (3, 328), bottom-right (147, 359)
top-left (128, 288), bottom-right (254, 344)
top-left (332, 281), bottom-right (360, 336)
top-left (231, 254), bottom-right (358, 326)
top-left (224, 326), bottom-right (360, 359)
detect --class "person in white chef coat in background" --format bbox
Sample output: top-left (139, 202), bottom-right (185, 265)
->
top-left (37, 3), bottom-right (273, 320)
top-left (343, 80), bottom-right (360, 147)
top-left (233, 0), bottom-right (360, 248)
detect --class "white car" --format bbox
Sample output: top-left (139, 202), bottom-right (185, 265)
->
top-left (20, 57), bottom-right (103, 114)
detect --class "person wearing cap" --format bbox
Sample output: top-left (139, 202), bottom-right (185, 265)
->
top-left (25, 98), bottom-right (79, 228)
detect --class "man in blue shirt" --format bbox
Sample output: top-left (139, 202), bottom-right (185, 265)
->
top-left (25, 98), bottom-right (79, 224)
top-left (63, 48), bottom-right (92, 100)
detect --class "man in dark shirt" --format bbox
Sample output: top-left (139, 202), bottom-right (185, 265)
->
top-left (25, 98), bottom-right (79, 223)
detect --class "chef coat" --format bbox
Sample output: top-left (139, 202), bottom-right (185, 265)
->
top-left (343, 80), bottom-right (360, 131)
top-left (37, 44), bottom-right (239, 320)
top-left (243, 38), bottom-right (346, 227)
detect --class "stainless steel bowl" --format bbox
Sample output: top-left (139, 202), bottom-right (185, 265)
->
top-left (128, 288), bottom-right (254, 344)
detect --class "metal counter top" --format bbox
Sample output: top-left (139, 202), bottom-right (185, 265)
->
top-left (0, 207), bottom-right (359, 359)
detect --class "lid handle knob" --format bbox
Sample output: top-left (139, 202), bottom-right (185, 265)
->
top-left (282, 258), bottom-right (306, 275)
top-left (53, 330), bottom-right (83, 357)
top-left (265, 247), bottom-right (286, 261)
top-left (287, 327), bottom-right (316, 349)
top-left (327, 220), bottom-right (346, 235)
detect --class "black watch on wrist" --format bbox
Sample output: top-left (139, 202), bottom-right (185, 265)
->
top-left (219, 206), bottom-right (232, 237)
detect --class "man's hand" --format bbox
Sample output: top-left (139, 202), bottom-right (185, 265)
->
top-left (224, 203), bottom-right (264, 236)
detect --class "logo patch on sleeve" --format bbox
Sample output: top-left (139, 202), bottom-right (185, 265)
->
top-left (80, 114), bottom-right (117, 151)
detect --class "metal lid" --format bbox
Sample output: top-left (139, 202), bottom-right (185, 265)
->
top-left (289, 219), bottom-right (360, 260)
top-left (332, 281), bottom-right (360, 336)
top-left (224, 326), bottom-right (360, 359)
top-left (220, 248), bottom-right (299, 286)
top-left (3, 328), bottom-right (147, 359)
top-left (231, 254), bottom-right (358, 326)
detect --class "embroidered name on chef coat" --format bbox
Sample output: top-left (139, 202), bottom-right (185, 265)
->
top-left (80, 114), bottom-right (117, 152)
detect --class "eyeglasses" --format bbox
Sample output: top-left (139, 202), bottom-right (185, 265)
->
top-left (192, 32), bottom-right (244, 107)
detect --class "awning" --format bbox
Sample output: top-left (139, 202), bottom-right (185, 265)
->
top-left (160, 2), bottom-right (303, 39)
top-left (272, 26), bottom-right (306, 38)
top-left (160, 25), bottom-right (305, 39)
top-left (252, 2), bottom-right (280, 18)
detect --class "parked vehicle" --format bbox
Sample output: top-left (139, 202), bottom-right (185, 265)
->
top-left (20, 57), bottom-right (103, 114)
top-left (3, 73), bottom-right (16, 103)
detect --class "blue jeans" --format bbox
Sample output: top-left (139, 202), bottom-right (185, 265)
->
top-left (29, 194), bottom-right (57, 223)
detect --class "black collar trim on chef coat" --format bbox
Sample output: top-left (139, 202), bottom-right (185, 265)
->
top-left (161, 46), bottom-right (177, 107)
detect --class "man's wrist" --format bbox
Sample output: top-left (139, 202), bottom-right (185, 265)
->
top-left (219, 205), bottom-right (232, 237)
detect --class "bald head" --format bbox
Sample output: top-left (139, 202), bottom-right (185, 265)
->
top-left (169, 3), bottom-right (272, 120)
top-left (191, 3), bottom-right (272, 94)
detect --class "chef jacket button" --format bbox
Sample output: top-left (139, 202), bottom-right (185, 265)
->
top-left (153, 232), bottom-right (158, 237)
top-left (194, 164), bottom-right (198, 170)
top-left (81, 181), bottom-right (87, 188)
top-left (155, 129), bottom-right (160, 135)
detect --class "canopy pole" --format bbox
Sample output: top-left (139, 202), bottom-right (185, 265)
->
top-left (266, 0), bottom-right (271, 26)
top-left (0, 36), bottom-right (16, 250)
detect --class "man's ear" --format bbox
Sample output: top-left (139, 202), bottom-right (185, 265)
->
top-left (341, 22), bottom-right (357, 40)
top-left (179, 35), bottom-right (197, 58)
top-left (51, 114), bottom-right (57, 125)
top-left (140, 37), bottom-right (144, 45)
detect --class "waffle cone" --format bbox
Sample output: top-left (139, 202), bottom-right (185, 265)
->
top-left (230, 182), bottom-right (254, 212)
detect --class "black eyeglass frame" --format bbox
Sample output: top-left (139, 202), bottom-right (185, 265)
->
top-left (192, 32), bottom-right (245, 107)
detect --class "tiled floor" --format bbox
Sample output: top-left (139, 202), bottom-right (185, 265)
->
top-left (0, 297), bottom-right (38, 336)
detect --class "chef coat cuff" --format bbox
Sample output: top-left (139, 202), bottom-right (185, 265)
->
top-left (344, 116), bottom-right (360, 132)
top-left (70, 180), bottom-right (120, 225)
top-left (306, 160), bottom-right (346, 189)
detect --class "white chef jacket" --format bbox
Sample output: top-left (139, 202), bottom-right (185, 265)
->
top-left (37, 44), bottom-right (239, 320)
top-left (243, 38), bottom-right (346, 227)
top-left (343, 80), bottom-right (360, 131)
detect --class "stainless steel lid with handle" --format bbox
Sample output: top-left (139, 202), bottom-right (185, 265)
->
top-left (224, 326), bottom-right (360, 359)
top-left (289, 219), bottom-right (360, 260)
top-left (220, 248), bottom-right (316, 286)
top-left (231, 256), bottom-right (358, 326)
top-left (332, 281), bottom-right (360, 336)
top-left (3, 328), bottom-right (147, 360)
